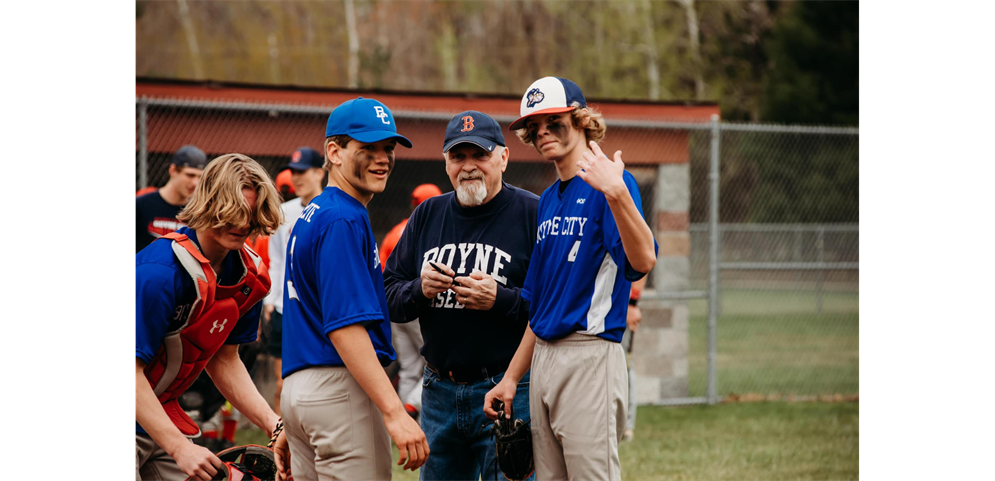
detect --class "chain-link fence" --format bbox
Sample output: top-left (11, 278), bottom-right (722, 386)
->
top-left (136, 98), bottom-right (858, 404)
top-left (136, 98), bottom-right (660, 246)
top-left (685, 124), bottom-right (859, 402)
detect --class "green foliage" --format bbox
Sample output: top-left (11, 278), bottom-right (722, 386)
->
top-left (688, 127), bottom-right (858, 224)
top-left (360, 45), bottom-right (392, 90)
top-left (761, 1), bottom-right (859, 125)
top-left (136, 0), bottom-right (858, 126)
top-left (696, 1), bottom-right (776, 120)
top-left (727, 131), bottom-right (858, 223)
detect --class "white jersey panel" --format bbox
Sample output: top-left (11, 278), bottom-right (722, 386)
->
top-left (582, 252), bottom-right (618, 336)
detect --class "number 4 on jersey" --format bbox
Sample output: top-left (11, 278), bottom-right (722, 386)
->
top-left (567, 240), bottom-right (581, 262)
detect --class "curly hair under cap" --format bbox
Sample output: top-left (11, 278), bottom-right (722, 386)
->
top-left (515, 102), bottom-right (606, 147)
top-left (177, 153), bottom-right (284, 238)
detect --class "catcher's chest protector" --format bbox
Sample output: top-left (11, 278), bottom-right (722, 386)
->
top-left (143, 232), bottom-right (270, 436)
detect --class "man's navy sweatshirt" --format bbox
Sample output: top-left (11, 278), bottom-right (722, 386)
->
top-left (383, 182), bottom-right (539, 372)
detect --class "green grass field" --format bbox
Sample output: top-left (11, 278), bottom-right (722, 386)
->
top-left (236, 288), bottom-right (859, 478)
top-left (688, 288), bottom-right (859, 318)
top-left (237, 402), bottom-right (858, 480)
top-left (685, 289), bottom-right (858, 397)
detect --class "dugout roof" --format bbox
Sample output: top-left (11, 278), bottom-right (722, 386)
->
top-left (137, 77), bottom-right (720, 165)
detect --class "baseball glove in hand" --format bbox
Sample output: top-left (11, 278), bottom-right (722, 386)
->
top-left (184, 444), bottom-right (278, 481)
top-left (490, 400), bottom-right (534, 481)
top-left (184, 420), bottom-right (287, 481)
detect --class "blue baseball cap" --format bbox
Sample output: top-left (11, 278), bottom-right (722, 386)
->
top-left (443, 110), bottom-right (506, 153)
top-left (325, 97), bottom-right (413, 148)
top-left (287, 147), bottom-right (323, 171)
top-left (509, 77), bottom-right (587, 131)
top-left (171, 145), bottom-right (207, 170)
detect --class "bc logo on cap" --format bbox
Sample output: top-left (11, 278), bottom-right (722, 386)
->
top-left (526, 88), bottom-right (545, 108)
top-left (374, 106), bottom-right (391, 125)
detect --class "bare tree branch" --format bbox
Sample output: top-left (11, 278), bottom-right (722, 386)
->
top-left (176, 0), bottom-right (205, 79)
top-left (345, 0), bottom-right (359, 88)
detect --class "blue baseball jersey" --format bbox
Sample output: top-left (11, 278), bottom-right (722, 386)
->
top-left (281, 186), bottom-right (395, 378)
top-left (522, 171), bottom-right (657, 343)
top-left (135, 226), bottom-right (261, 434)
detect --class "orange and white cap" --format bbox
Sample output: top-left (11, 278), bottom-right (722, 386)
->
top-left (509, 77), bottom-right (587, 131)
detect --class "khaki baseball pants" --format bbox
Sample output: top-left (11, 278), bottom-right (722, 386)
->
top-left (282, 366), bottom-right (393, 480)
top-left (530, 332), bottom-right (628, 481)
top-left (136, 433), bottom-right (188, 481)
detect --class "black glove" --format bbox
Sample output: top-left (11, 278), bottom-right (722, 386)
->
top-left (491, 400), bottom-right (535, 481)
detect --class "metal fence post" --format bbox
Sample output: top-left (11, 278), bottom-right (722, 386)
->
top-left (707, 114), bottom-right (720, 405)
top-left (794, 229), bottom-right (803, 290)
top-left (138, 98), bottom-right (148, 189)
top-left (816, 225), bottom-right (825, 313)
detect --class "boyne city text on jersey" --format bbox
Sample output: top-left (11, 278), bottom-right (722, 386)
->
top-left (536, 216), bottom-right (588, 243)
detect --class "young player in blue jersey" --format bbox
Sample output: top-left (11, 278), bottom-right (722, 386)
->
top-left (384, 111), bottom-right (538, 481)
top-left (136, 153), bottom-right (288, 481)
top-left (484, 77), bottom-right (659, 480)
top-left (279, 97), bottom-right (429, 480)
top-left (263, 146), bottom-right (326, 417)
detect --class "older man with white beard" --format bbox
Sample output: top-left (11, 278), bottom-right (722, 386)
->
top-left (384, 111), bottom-right (539, 481)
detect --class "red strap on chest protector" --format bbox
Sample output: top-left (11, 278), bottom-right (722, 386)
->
top-left (143, 232), bottom-right (270, 436)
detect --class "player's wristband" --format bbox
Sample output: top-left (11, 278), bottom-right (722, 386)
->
top-left (267, 418), bottom-right (284, 448)
top-left (628, 298), bottom-right (639, 307)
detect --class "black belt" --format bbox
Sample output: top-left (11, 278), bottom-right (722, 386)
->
top-left (426, 361), bottom-right (509, 384)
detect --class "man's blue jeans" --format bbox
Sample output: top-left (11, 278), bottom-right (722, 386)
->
top-left (419, 366), bottom-right (535, 481)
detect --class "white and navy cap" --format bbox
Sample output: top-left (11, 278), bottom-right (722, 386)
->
top-left (509, 77), bottom-right (587, 131)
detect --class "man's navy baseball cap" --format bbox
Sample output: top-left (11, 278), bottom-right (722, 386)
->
top-left (443, 110), bottom-right (506, 153)
top-left (509, 77), bottom-right (587, 131)
top-left (287, 147), bottom-right (323, 171)
top-left (171, 145), bottom-right (207, 170)
top-left (325, 97), bottom-right (413, 148)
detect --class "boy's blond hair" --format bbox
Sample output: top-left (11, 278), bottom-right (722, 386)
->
top-left (177, 153), bottom-right (283, 238)
top-left (515, 102), bottom-right (607, 146)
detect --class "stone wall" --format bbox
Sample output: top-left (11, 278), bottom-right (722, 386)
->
top-left (633, 163), bottom-right (691, 404)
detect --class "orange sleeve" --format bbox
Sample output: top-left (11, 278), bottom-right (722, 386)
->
top-left (379, 219), bottom-right (408, 269)
top-left (253, 236), bottom-right (270, 270)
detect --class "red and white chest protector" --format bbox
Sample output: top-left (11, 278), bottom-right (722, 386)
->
top-left (143, 232), bottom-right (270, 436)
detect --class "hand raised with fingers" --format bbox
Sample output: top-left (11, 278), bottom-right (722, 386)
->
top-left (452, 271), bottom-right (497, 310)
top-left (421, 261), bottom-right (455, 299)
top-left (576, 140), bottom-right (627, 199)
